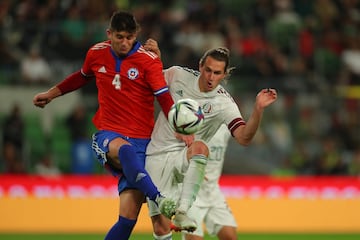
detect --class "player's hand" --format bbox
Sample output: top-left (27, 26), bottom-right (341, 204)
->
top-left (174, 132), bottom-right (195, 147)
top-left (255, 88), bottom-right (277, 110)
top-left (33, 92), bottom-right (52, 108)
top-left (144, 38), bottom-right (161, 58)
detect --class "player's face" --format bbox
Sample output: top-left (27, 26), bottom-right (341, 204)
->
top-left (198, 56), bottom-right (226, 92)
top-left (107, 30), bottom-right (137, 57)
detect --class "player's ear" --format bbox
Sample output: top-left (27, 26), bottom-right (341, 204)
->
top-left (106, 29), bottom-right (112, 39)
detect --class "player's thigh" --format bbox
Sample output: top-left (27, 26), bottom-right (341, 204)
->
top-left (204, 205), bottom-right (237, 236)
top-left (145, 148), bottom-right (188, 193)
top-left (146, 149), bottom-right (188, 217)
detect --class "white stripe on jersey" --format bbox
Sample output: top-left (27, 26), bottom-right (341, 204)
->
top-left (154, 86), bottom-right (169, 96)
top-left (91, 42), bottom-right (111, 50)
top-left (138, 47), bottom-right (158, 59)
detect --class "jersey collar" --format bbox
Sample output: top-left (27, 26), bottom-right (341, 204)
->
top-left (110, 41), bottom-right (141, 59)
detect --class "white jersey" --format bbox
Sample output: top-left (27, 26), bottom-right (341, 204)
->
top-left (194, 124), bottom-right (231, 207)
top-left (146, 66), bottom-right (245, 156)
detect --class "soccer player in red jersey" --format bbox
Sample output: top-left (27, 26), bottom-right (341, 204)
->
top-left (33, 11), bottom-right (176, 240)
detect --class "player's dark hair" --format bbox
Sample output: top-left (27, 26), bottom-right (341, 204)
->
top-left (109, 11), bottom-right (140, 33)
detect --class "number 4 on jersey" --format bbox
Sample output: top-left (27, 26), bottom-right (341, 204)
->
top-left (112, 74), bottom-right (121, 90)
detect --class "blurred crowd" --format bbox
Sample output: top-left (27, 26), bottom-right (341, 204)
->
top-left (1, 0), bottom-right (360, 176)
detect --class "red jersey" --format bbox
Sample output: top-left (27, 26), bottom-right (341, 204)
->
top-left (81, 40), bottom-right (169, 138)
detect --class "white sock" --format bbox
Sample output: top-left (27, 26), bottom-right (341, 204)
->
top-left (153, 232), bottom-right (172, 240)
top-left (177, 154), bottom-right (207, 213)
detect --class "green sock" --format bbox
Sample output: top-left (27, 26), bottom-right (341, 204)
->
top-left (177, 154), bottom-right (207, 212)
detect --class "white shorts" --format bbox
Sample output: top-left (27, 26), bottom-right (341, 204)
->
top-left (146, 148), bottom-right (189, 217)
top-left (183, 201), bottom-right (237, 237)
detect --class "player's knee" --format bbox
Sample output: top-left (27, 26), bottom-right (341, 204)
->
top-left (217, 226), bottom-right (237, 240)
top-left (188, 141), bottom-right (209, 157)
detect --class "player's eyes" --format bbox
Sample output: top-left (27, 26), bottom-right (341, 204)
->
top-left (114, 34), bottom-right (135, 41)
top-left (114, 34), bottom-right (125, 40)
top-left (205, 68), bottom-right (222, 75)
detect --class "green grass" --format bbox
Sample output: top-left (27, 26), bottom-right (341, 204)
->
top-left (0, 233), bottom-right (360, 240)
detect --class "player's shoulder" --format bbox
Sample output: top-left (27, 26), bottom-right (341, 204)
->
top-left (86, 41), bottom-right (111, 59)
top-left (89, 41), bottom-right (111, 51)
top-left (216, 84), bottom-right (234, 101)
top-left (166, 66), bottom-right (200, 77)
top-left (136, 46), bottom-right (160, 60)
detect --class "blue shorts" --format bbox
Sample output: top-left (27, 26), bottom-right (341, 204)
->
top-left (91, 130), bottom-right (150, 194)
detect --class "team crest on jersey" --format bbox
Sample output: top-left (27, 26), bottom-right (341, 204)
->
top-left (202, 102), bottom-right (212, 114)
top-left (127, 68), bottom-right (139, 80)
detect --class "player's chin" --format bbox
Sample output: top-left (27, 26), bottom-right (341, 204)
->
top-left (119, 47), bottom-right (131, 55)
top-left (206, 86), bottom-right (214, 91)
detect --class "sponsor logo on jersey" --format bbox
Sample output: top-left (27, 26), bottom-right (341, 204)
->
top-left (127, 68), bottom-right (139, 80)
top-left (98, 66), bottom-right (107, 73)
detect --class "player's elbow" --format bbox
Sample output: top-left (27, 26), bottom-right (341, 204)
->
top-left (236, 138), bottom-right (252, 146)
top-left (233, 128), bottom-right (253, 146)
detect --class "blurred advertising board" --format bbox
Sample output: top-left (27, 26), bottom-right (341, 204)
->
top-left (1, 175), bottom-right (359, 233)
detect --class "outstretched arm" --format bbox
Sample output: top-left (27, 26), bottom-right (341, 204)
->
top-left (233, 88), bottom-right (277, 146)
top-left (33, 86), bottom-right (62, 108)
top-left (33, 71), bottom-right (92, 108)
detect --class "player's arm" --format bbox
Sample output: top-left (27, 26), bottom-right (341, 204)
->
top-left (144, 38), bottom-right (161, 58)
top-left (33, 70), bottom-right (93, 108)
top-left (145, 38), bottom-right (195, 146)
top-left (233, 88), bottom-right (277, 146)
top-left (156, 91), bottom-right (174, 116)
top-left (145, 46), bottom-right (174, 115)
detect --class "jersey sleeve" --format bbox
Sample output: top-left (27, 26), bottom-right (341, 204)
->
top-left (225, 102), bottom-right (246, 135)
top-left (144, 56), bottom-right (174, 115)
top-left (81, 46), bottom-right (96, 77)
top-left (163, 66), bottom-right (179, 86)
top-left (144, 57), bottom-right (168, 91)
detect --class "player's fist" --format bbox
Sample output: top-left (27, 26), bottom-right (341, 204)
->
top-left (33, 92), bottom-right (51, 108)
top-left (174, 132), bottom-right (195, 147)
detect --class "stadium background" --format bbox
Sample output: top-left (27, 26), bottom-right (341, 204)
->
top-left (1, 0), bottom-right (360, 238)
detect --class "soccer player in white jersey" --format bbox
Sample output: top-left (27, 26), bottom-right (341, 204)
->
top-left (181, 124), bottom-right (237, 240)
top-left (143, 39), bottom-right (277, 240)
